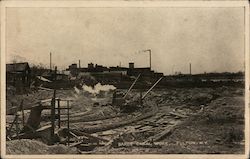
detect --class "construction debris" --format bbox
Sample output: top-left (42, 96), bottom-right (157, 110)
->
top-left (6, 85), bottom-right (244, 154)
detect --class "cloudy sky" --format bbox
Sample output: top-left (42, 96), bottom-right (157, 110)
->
top-left (6, 7), bottom-right (245, 75)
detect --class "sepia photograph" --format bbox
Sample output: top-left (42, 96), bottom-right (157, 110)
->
top-left (1, 1), bottom-right (249, 158)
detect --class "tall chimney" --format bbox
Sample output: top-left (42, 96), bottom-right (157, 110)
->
top-left (79, 60), bottom-right (81, 68)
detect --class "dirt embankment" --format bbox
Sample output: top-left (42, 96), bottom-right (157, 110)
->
top-left (6, 89), bottom-right (76, 114)
top-left (160, 96), bottom-right (244, 154)
top-left (6, 139), bottom-right (79, 154)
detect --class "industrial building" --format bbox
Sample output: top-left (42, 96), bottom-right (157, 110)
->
top-left (66, 62), bottom-right (164, 79)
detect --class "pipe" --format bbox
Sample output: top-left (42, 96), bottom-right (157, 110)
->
top-left (142, 77), bottom-right (163, 100)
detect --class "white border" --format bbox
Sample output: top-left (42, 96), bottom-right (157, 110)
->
top-left (1, 1), bottom-right (249, 159)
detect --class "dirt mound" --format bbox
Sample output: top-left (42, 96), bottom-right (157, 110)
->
top-left (6, 139), bottom-right (78, 154)
top-left (6, 89), bottom-right (75, 114)
top-left (189, 93), bottom-right (213, 105)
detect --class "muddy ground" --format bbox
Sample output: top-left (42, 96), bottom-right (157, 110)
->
top-left (6, 86), bottom-right (244, 154)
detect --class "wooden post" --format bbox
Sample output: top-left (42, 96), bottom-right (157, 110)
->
top-left (67, 100), bottom-right (70, 146)
top-left (57, 99), bottom-right (61, 128)
top-left (20, 100), bottom-right (25, 127)
top-left (51, 89), bottom-right (56, 142)
top-left (7, 115), bottom-right (17, 137)
top-left (15, 114), bottom-right (19, 140)
top-left (139, 89), bottom-right (142, 106)
top-left (54, 66), bottom-right (57, 81)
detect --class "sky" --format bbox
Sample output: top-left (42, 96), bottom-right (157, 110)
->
top-left (6, 7), bottom-right (245, 75)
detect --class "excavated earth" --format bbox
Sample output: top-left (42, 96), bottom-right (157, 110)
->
top-left (6, 86), bottom-right (245, 154)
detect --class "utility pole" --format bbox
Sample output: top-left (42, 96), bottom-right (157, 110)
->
top-left (50, 52), bottom-right (52, 70)
top-left (139, 49), bottom-right (152, 70)
top-left (54, 66), bottom-right (57, 81)
top-left (149, 49), bottom-right (151, 70)
top-left (189, 63), bottom-right (192, 75)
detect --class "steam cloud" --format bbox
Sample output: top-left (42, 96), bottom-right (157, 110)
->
top-left (74, 83), bottom-right (116, 95)
top-left (82, 83), bottom-right (116, 94)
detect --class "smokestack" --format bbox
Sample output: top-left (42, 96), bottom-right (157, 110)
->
top-left (79, 60), bottom-right (81, 68)
top-left (189, 63), bottom-right (192, 75)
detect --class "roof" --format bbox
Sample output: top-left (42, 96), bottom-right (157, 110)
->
top-left (109, 67), bottom-right (128, 71)
top-left (6, 62), bottom-right (30, 72)
top-left (133, 67), bottom-right (150, 70)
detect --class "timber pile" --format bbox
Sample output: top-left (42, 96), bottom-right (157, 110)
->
top-left (79, 104), bottom-right (158, 133)
top-left (144, 122), bottom-right (180, 143)
top-left (60, 107), bottom-right (121, 123)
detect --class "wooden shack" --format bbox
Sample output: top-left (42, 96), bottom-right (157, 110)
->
top-left (6, 62), bottom-right (31, 88)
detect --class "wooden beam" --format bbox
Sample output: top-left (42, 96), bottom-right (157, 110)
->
top-left (70, 129), bottom-right (109, 142)
top-left (142, 77), bottom-right (163, 99)
top-left (57, 99), bottom-right (61, 128)
top-left (123, 73), bottom-right (141, 99)
top-left (67, 100), bottom-right (70, 146)
top-left (169, 112), bottom-right (188, 118)
top-left (50, 89), bottom-right (56, 142)
top-left (20, 100), bottom-right (25, 127)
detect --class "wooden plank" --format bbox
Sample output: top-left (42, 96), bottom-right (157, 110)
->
top-left (169, 112), bottom-right (188, 118)
top-left (123, 73), bottom-right (141, 99)
top-left (138, 126), bottom-right (153, 131)
top-left (38, 86), bottom-right (53, 91)
top-left (42, 106), bottom-right (71, 109)
top-left (69, 131), bottom-right (79, 139)
top-left (117, 142), bottom-right (162, 148)
top-left (145, 122), bottom-right (180, 143)
top-left (142, 77), bottom-right (163, 99)
top-left (69, 141), bottom-right (82, 147)
top-left (71, 129), bottom-right (109, 142)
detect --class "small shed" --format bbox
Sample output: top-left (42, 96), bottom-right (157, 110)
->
top-left (6, 62), bottom-right (31, 87)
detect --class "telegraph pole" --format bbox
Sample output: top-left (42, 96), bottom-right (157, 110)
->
top-left (50, 52), bottom-right (52, 70)
top-left (139, 49), bottom-right (152, 70)
top-left (189, 63), bottom-right (192, 75)
top-left (149, 49), bottom-right (151, 70)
